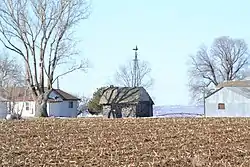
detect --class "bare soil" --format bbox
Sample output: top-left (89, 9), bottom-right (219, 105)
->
top-left (0, 117), bottom-right (250, 166)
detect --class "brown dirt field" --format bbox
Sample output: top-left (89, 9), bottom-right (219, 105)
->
top-left (0, 118), bottom-right (250, 167)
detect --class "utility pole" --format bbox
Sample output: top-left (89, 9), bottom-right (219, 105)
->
top-left (133, 45), bottom-right (139, 87)
top-left (57, 77), bottom-right (60, 89)
top-left (203, 86), bottom-right (206, 117)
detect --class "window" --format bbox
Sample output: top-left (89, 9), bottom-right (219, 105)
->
top-left (26, 102), bottom-right (30, 110)
top-left (218, 103), bottom-right (225, 110)
top-left (68, 101), bottom-right (73, 108)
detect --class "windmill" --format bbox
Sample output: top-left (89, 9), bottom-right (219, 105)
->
top-left (132, 45), bottom-right (139, 87)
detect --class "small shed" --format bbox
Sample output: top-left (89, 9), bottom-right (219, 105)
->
top-left (99, 86), bottom-right (154, 118)
top-left (205, 87), bottom-right (250, 117)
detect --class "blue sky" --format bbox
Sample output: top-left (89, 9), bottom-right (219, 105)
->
top-left (58, 0), bottom-right (250, 106)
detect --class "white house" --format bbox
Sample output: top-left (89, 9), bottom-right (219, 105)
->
top-left (205, 86), bottom-right (250, 117)
top-left (1, 87), bottom-right (80, 118)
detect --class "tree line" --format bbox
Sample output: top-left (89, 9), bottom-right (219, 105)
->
top-left (188, 36), bottom-right (249, 103)
top-left (86, 36), bottom-right (250, 113)
top-left (0, 0), bottom-right (248, 116)
top-left (0, 0), bottom-right (153, 117)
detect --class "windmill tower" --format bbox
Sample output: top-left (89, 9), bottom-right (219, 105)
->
top-left (132, 45), bottom-right (140, 87)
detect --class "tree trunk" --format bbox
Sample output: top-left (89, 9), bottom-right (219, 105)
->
top-left (35, 93), bottom-right (50, 117)
top-left (108, 110), bottom-right (116, 118)
top-left (36, 98), bottom-right (48, 117)
top-left (108, 104), bottom-right (117, 118)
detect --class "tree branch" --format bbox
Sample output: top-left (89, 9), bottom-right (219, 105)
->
top-left (188, 36), bottom-right (249, 102)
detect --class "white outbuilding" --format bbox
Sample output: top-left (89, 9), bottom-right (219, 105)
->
top-left (205, 78), bottom-right (250, 117)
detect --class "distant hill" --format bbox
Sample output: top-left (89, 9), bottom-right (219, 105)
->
top-left (153, 105), bottom-right (204, 117)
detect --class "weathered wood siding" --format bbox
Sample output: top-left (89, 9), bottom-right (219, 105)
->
top-left (136, 102), bottom-right (153, 117)
top-left (102, 105), bottom-right (111, 117)
top-left (102, 102), bottom-right (153, 118)
top-left (121, 105), bottom-right (136, 117)
top-left (102, 104), bottom-right (136, 118)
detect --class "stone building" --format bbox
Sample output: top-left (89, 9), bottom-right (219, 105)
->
top-left (99, 86), bottom-right (154, 118)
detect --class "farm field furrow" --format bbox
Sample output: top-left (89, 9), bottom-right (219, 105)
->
top-left (0, 118), bottom-right (250, 166)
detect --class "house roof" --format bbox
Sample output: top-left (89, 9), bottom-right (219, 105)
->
top-left (0, 87), bottom-right (33, 101)
top-left (99, 86), bottom-right (154, 105)
top-left (205, 87), bottom-right (223, 99)
top-left (53, 89), bottom-right (80, 101)
top-left (205, 87), bottom-right (250, 99)
top-left (208, 78), bottom-right (250, 99)
top-left (0, 87), bottom-right (80, 102)
top-left (228, 87), bottom-right (250, 99)
top-left (216, 79), bottom-right (250, 89)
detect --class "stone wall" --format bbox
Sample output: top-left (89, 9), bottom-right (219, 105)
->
top-left (102, 105), bottom-right (111, 117)
top-left (102, 103), bottom-right (153, 118)
top-left (121, 105), bottom-right (136, 117)
top-left (102, 104), bottom-right (136, 118)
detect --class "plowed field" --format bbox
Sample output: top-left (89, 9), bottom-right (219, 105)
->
top-left (0, 118), bottom-right (250, 166)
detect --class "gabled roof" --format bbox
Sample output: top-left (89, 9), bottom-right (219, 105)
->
top-left (99, 86), bottom-right (154, 105)
top-left (228, 87), bottom-right (250, 99)
top-left (0, 87), bottom-right (80, 102)
top-left (216, 78), bottom-right (250, 89)
top-left (0, 87), bottom-right (33, 101)
top-left (205, 87), bottom-right (250, 99)
top-left (205, 87), bottom-right (223, 99)
top-left (53, 89), bottom-right (80, 101)
top-left (208, 78), bottom-right (250, 99)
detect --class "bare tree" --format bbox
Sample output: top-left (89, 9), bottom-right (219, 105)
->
top-left (115, 60), bottom-right (153, 89)
top-left (0, 0), bottom-right (90, 116)
top-left (0, 51), bottom-right (25, 87)
top-left (77, 94), bottom-right (90, 114)
top-left (188, 36), bottom-right (249, 102)
top-left (0, 51), bottom-right (26, 119)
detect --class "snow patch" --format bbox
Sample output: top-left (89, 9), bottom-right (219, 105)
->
top-left (153, 105), bottom-right (204, 117)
